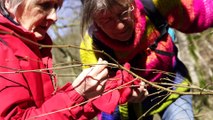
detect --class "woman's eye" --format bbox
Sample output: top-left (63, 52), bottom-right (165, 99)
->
top-left (100, 18), bottom-right (111, 24)
top-left (39, 2), bottom-right (57, 10)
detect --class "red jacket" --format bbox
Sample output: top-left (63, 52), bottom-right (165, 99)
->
top-left (0, 15), bottom-right (97, 120)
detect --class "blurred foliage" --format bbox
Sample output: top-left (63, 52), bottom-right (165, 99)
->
top-left (176, 28), bottom-right (213, 120)
top-left (50, 0), bottom-right (83, 86)
top-left (51, 25), bottom-right (82, 86)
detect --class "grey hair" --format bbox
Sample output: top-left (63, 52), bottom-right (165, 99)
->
top-left (0, 0), bottom-right (23, 15)
top-left (0, 0), bottom-right (63, 16)
top-left (80, 0), bottom-right (118, 36)
top-left (80, 0), bottom-right (133, 36)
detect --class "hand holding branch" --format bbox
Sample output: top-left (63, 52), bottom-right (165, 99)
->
top-left (72, 58), bottom-right (108, 99)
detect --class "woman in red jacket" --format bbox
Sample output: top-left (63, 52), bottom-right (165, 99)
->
top-left (0, 0), bottom-right (148, 119)
top-left (0, 0), bottom-right (108, 119)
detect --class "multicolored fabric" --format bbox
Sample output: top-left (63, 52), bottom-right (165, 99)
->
top-left (80, 31), bottom-right (190, 119)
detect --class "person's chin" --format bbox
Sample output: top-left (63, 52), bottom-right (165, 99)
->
top-left (34, 32), bottom-right (45, 41)
top-left (115, 34), bottom-right (132, 41)
top-left (115, 31), bottom-right (133, 41)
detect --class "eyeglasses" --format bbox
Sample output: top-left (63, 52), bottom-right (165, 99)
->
top-left (119, 4), bottom-right (134, 21)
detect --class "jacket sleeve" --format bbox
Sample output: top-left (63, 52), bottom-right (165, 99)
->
top-left (80, 33), bottom-right (98, 69)
top-left (152, 0), bottom-right (213, 33)
top-left (21, 84), bottom-right (86, 120)
top-left (0, 40), bottom-right (98, 120)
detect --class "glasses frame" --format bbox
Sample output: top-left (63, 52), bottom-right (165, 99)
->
top-left (119, 4), bottom-right (135, 21)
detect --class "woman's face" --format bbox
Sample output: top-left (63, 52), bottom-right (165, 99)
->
top-left (7, 0), bottom-right (62, 40)
top-left (93, 3), bottom-right (135, 41)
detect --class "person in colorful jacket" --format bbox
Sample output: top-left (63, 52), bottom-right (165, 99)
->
top-left (0, 0), bottom-right (149, 119)
top-left (80, 0), bottom-right (213, 119)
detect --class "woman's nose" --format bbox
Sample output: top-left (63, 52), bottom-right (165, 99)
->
top-left (116, 22), bottom-right (125, 30)
top-left (47, 9), bottom-right (58, 22)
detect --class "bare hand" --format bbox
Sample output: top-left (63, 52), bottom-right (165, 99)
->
top-left (72, 58), bottom-right (108, 99)
top-left (128, 82), bottom-right (149, 103)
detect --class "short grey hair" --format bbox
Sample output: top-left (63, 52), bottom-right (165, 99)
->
top-left (81, 0), bottom-right (116, 36)
top-left (0, 0), bottom-right (64, 17)
top-left (0, 0), bottom-right (23, 16)
top-left (80, 0), bottom-right (133, 36)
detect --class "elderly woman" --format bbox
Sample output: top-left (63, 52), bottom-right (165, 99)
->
top-left (80, 0), bottom-right (213, 120)
top-left (0, 0), bottom-right (146, 119)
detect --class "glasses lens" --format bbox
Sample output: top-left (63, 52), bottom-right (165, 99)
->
top-left (119, 5), bottom-right (134, 21)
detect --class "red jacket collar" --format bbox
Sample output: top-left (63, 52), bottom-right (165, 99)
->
top-left (0, 14), bottom-right (36, 39)
top-left (0, 15), bottom-right (53, 56)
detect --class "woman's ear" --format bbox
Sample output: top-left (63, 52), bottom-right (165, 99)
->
top-left (4, 0), bottom-right (11, 10)
top-left (4, 0), bottom-right (14, 15)
top-left (3, 0), bottom-right (20, 24)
